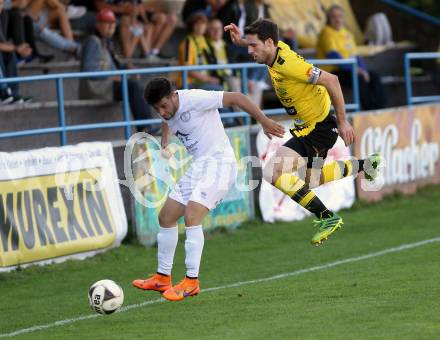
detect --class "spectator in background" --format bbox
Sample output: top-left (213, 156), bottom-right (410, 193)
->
top-left (65, 1), bottom-right (86, 20)
top-left (178, 12), bottom-right (223, 90)
top-left (217, 0), bottom-right (268, 34)
top-left (317, 5), bottom-right (385, 110)
top-left (182, 0), bottom-right (227, 22)
top-left (140, 2), bottom-right (177, 59)
top-left (94, 0), bottom-right (151, 58)
top-left (5, 0), bottom-right (54, 63)
top-left (0, 0), bottom-right (32, 103)
top-left (123, 1), bottom-right (178, 60)
top-left (219, 0), bottom-right (269, 91)
top-left (281, 26), bottom-right (298, 52)
top-left (123, 2), bottom-right (152, 59)
top-left (206, 17), bottom-right (261, 107)
top-left (206, 18), bottom-right (236, 90)
top-left (364, 12), bottom-right (394, 46)
top-left (14, 0), bottom-right (80, 56)
top-left (79, 9), bottom-right (152, 131)
top-left (69, 0), bottom-right (97, 33)
top-left (94, 0), bottom-right (141, 58)
top-left (95, 0), bottom-right (176, 60)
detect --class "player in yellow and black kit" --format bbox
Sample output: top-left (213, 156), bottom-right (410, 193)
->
top-left (225, 19), bottom-right (381, 245)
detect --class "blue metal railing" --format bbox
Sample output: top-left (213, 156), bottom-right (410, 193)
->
top-left (0, 59), bottom-right (359, 145)
top-left (404, 52), bottom-right (440, 105)
top-left (380, 0), bottom-right (440, 26)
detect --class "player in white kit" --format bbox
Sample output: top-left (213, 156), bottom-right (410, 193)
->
top-left (132, 77), bottom-right (285, 301)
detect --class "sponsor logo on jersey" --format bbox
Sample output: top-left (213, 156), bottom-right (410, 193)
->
top-left (175, 131), bottom-right (198, 152)
top-left (284, 106), bottom-right (297, 115)
top-left (293, 118), bottom-right (305, 125)
top-left (277, 56), bottom-right (285, 65)
top-left (276, 87), bottom-right (288, 96)
top-left (175, 131), bottom-right (190, 142)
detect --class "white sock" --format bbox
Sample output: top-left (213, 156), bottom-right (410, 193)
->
top-left (184, 225), bottom-right (204, 278)
top-left (157, 226), bottom-right (178, 276)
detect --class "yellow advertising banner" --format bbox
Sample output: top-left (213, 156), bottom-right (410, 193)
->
top-left (353, 104), bottom-right (440, 201)
top-left (0, 142), bottom-right (127, 271)
top-left (0, 169), bottom-right (116, 267)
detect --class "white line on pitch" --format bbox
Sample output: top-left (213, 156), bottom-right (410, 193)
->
top-left (1, 237), bottom-right (439, 338)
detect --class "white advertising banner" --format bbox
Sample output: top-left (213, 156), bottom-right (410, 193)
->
top-left (256, 121), bottom-right (355, 223)
top-left (353, 104), bottom-right (440, 201)
top-left (0, 142), bottom-right (127, 272)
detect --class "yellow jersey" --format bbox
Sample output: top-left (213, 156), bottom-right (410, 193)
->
top-left (316, 26), bottom-right (357, 72)
top-left (268, 41), bottom-right (331, 137)
top-left (178, 34), bottom-right (210, 87)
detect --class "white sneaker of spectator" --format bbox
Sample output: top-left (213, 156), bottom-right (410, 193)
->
top-left (256, 80), bottom-right (270, 90)
top-left (1, 93), bottom-right (14, 105)
top-left (67, 5), bottom-right (87, 20)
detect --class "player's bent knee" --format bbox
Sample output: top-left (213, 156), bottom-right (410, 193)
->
top-left (158, 209), bottom-right (175, 227)
top-left (184, 211), bottom-right (203, 227)
top-left (154, 13), bottom-right (166, 25)
top-left (167, 14), bottom-right (178, 25)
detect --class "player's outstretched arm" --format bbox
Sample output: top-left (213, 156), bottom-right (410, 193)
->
top-left (316, 70), bottom-right (354, 146)
top-left (224, 23), bottom-right (248, 48)
top-left (160, 122), bottom-right (172, 158)
top-left (223, 92), bottom-right (285, 139)
top-left (161, 122), bottom-right (171, 149)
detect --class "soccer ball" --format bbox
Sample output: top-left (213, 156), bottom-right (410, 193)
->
top-left (88, 279), bottom-right (124, 315)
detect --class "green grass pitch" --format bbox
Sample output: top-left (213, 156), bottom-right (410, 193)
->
top-left (1, 186), bottom-right (440, 339)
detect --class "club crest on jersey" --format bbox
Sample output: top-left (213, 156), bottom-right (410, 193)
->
top-left (180, 111), bottom-right (191, 122)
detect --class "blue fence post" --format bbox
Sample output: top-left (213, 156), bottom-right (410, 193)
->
top-left (351, 62), bottom-right (360, 112)
top-left (404, 54), bottom-right (412, 106)
top-left (240, 67), bottom-right (251, 125)
top-left (121, 74), bottom-right (131, 139)
top-left (182, 69), bottom-right (188, 89)
top-left (240, 67), bottom-right (248, 95)
top-left (56, 78), bottom-right (67, 145)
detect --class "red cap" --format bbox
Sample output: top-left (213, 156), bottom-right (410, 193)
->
top-left (96, 9), bottom-right (116, 23)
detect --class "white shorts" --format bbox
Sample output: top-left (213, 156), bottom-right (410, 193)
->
top-left (169, 155), bottom-right (238, 210)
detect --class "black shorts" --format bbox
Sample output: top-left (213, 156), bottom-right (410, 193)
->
top-left (283, 114), bottom-right (339, 168)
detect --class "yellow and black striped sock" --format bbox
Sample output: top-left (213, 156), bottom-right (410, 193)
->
top-left (274, 173), bottom-right (332, 218)
top-left (321, 159), bottom-right (365, 184)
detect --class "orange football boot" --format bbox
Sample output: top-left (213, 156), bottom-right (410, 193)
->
top-left (132, 273), bottom-right (172, 292)
top-left (162, 277), bottom-right (200, 301)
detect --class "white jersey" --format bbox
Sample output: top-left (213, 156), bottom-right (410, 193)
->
top-left (164, 89), bottom-right (234, 159)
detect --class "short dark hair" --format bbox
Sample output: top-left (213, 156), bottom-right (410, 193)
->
top-left (185, 12), bottom-right (208, 33)
top-left (244, 18), bottom-right (279, 44)
top-left (144, 77), bottom-right (175, 105)
top-left (326, 5), bottom-right (344, 25)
